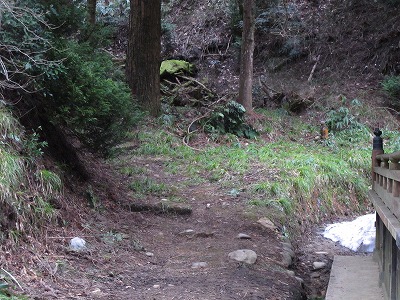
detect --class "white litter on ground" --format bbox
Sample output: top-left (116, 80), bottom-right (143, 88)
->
top-left (70, 237), bottom-right (87, 251)
top-left (323, 213), bottom-right (376, 253)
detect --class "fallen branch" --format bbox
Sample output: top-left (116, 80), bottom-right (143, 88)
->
top-left (259, 78), bottom-right (280, 94)
top-left (182, 97), bottom-right (228, 150)
top-left (126, 202), bottom-right (192, 216)
top-left (1, 268), bottom-right (23, 291)
top-left (186, 97), bottom-right (226, 135)
top-left (375, 106), bottom-right (400, 115)
top-left (177, 75), bottom-right (214, 95)
top-left (182, 135), bottom-right (203, 152)
top-left (224, 35), bottom-right (232, 55)
top-left (308, 55), bottom-right (320, 82)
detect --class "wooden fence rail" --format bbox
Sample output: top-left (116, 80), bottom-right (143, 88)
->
top-left (370, 128), bottom-right (400, 300)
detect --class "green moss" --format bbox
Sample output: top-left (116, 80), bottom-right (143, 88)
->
top-left (160, 60), bottom-right (195, 77)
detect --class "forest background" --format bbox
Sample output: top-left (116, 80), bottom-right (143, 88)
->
top-left (0, 0), bottom-right (399, 299)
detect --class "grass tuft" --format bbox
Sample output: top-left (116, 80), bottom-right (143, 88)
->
top-left (0, 106), bottom-right (62, 241)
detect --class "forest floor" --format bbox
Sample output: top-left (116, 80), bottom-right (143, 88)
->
top-left (2, 135), bottom-right (365, 300)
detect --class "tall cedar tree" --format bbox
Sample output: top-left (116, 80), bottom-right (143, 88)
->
top-left (238, 0), bottom-right (255, 113)
top-left (87, 0), bottom-right (96, 25)
top-left (126, 0), bottom-right (136, 94)
top-left (127, 0), bottom-right (161, 117)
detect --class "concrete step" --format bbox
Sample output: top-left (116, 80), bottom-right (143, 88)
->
top-left (325, 255), bottom-right (384, 300)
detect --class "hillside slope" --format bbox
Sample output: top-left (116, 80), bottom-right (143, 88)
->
top-left (161, 0), bottom-right (400, 112)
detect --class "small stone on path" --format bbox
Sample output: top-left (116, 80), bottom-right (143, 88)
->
top-left (179, 229), bottom-right (195, 235)
top-left (287, 270), bottom-right (295, 276)
top-left (228, 249), bottom-right (257, 264)
top-left (257, 217), bottom-right (277, 230)
top-left (280, 251), bottom-right (293, 268)
top-left (313, 261), bottom-right (326, 270)
top-left (145, 252), bottom-right (154, 257)
top-left (191, 262), bottom-right (208, 269)
top-left (237, 233), bottom-right (251, 239)
top-left (311, 272), bottom-right (321, 278)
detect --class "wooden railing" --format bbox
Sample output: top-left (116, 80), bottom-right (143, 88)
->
top-left (370, 128), bottom-right (400, 300)
top-left (374, 152), bottom-right (400, 219)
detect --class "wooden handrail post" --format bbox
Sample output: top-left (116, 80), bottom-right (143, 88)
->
top-left (372, 128), bottom-right (384, 184)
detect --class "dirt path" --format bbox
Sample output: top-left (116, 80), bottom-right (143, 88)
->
top-left (4, 144), bottom-right (368, 300)
top-left (3, 149), bottom-right (311, 300)
top-left (21, 197), bottom-right (304, 299)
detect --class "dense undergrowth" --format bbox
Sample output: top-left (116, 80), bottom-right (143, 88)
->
top-left (0, 106), bottom-right (61, 240)
top-left (0, 106), bottom-right (61, 299)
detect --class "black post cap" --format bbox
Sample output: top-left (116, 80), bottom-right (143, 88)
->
top-left (373, 128), bottom-right (383, 150)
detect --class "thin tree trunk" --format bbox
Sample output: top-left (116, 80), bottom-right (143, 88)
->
top-left (132, 0), bottom-right (161, 117)
top-left (238, 0), bottom-right (255, 113)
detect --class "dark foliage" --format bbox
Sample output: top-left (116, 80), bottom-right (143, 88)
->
top-left (204, 101), bottom-right (259, 139)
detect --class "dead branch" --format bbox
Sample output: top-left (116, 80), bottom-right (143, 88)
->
top-left (177, 75), bottom-right (214, 95)
top-left (1, 268), bottom-right (23, 291)
top-left (0, 1), bottom-right (60, 96)
top-left (182, 135), bottom-right (203, 151)
top-left (259, 78), bottom-right (280, 95)
top-left (308, 55), bottom-right (320, 82)
top-left (224, 35), bottom-right (232, 55)
top-left (182, 97), bottom-right (228, 150)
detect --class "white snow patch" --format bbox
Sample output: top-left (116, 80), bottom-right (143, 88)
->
top-left (323, 213), bottom-right (376, 253)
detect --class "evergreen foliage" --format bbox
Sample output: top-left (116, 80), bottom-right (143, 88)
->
top-left (325, 99), bottom-right (362, 132)
top-left (204, 101), bottom-right (259, 139)
top-left (35, 2), bottom-right (142, 153)
top-left (42, 40), bottom-right (140, 152)
top-left (0, 1), bottom-right (141, 154)
top-left (382, 76), bottom-right (400, 109)
top-left (0, 0), bottom-right (57, 95)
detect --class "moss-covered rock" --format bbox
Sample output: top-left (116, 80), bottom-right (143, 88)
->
top-left (160, 60), bottom-right (195, 77)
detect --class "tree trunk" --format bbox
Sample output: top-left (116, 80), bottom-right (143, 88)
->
top-left (87, 0), bottom-right (96, 25)
top-left (126, 0), bottom-right (136, 94)
top-left (0, 2), bottom-right (3, 30)
top-left (129, 0), bottom-right (161, 117)
top-left (238, 0), bottom-right (255, 113)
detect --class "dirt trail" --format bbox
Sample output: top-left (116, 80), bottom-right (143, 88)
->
top-left (24, 202), bottom-right (302, 299)
top-left (2, 133), bottom-right (375, 300)
top-left (4, 149), bottom-right (311, 300)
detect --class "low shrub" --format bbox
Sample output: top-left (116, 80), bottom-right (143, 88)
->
top-left (203, 101), bottom-right (259, 139)
top-left (382, 76), bottom-right (400, 109)
top-left (40, 40), bottom-right (142, 153)
top-left (325, 98), bottom-right (362, 132)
